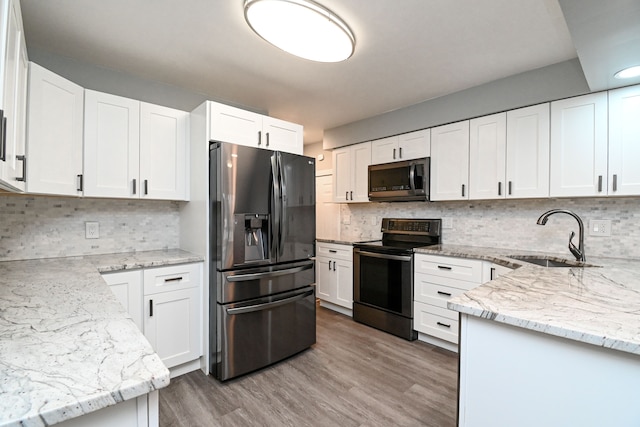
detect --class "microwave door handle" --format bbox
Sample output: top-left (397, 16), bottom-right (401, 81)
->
top-left (409, 164), bottom-right (416, 190)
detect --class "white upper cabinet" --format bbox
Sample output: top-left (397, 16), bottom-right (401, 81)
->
top-left (209, 101), bottom-right (303, 154)
top-left (370, 129), bottom-right (430, 165)
top-left (505, 103), bottom-right (550, 198)
top-left (84, 90), bottom-right (188, 200)
top-left (469, 113), bottom-right (506, 200)
top-left (431, 120), bottom-right (469, 201)
top-left (332, 141), bottom-right (371, 202)
top-left (608, 85), bottom-right (640, 196)
top-left (550, 92), bottom-right (608, 197)
top-left (399, 129), bottom-right (430, 160)
top-left (139, 102), bottom-right (188, 200)
top-left (84, 90), bottom-right (140, 198)
top-left (26, 62), bottom-right (84, 196)
top-left (0, 0), bottom-right (27, 192)
top-left (371, 136), bottom-right (399, 164)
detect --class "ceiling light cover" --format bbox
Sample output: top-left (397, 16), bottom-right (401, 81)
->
top-left (244, 0), bottom-right (355, 62)
top-left (614, 65), bottom-right (640, 79)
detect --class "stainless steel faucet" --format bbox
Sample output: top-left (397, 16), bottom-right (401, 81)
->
top-left (536, 209), bottom-right (586, 262)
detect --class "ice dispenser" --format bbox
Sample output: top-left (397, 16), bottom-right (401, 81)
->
top-left (234, 214), bottom-right (269, 265)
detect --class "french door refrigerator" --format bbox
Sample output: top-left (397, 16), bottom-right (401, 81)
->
top-left (209, 141), bottom-right (316, 381)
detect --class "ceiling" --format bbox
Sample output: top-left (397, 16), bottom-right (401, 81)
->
top-left (18, 1), bottom-right (639, 144)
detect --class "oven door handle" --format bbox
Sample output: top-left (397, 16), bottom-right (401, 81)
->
top-left (354, 249), bottom-right (412, 262)
top-left (226, 289), bottom-right (314, 315)
top-left (226, 262), bottom-right (314, 282)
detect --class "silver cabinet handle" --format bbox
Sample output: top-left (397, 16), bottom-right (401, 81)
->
top-left (226, 289), bottom-right (314, 315)
top-left (257, 130), bottom-right (262, 146)
top-left (16, 155), bottom-right (26, 182)
top-left (598, 175), bottom-right (603, 192)
top-left (613, 174), bottom-right (618, 192)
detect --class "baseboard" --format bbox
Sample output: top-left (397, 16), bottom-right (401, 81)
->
top-left (417, 332), bottom-right (459, 353)
top-left (169, 358), bottom-right (203, 379)
top-left (318, 300), bottom-right (353, 317)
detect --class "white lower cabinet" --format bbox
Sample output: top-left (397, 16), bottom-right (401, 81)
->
top-left (103, 262), bottom-right (203, 370)
top-left (316, 242), bottom-right (353, 315)
top-left (413, 254), bottom-right (493, 351)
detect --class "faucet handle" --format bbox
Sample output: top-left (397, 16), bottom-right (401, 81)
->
top-left (568, 231), bottom-right (582, 261)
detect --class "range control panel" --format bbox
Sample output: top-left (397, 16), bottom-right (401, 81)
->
top-left (381, 218), bottom-right (441, 236)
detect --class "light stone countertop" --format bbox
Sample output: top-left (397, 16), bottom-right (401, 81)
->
top-left (316, 238), bottom-right (380, 246)
top-left (416, 244), bottom-right (640, 356)
top-left (0, 249), bottom-right (203, 427)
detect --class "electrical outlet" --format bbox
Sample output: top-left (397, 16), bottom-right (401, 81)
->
top-left (589, 219), bottom-right (611, 237)
top-left (85, 221), bottom-right (100, 239)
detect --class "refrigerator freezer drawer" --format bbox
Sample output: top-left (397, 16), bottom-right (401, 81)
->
top-left (214, 285), bottom-right (316, 381)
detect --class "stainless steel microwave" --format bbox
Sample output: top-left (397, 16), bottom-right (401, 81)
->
top-left (368, 158), bottom-right (430, 202)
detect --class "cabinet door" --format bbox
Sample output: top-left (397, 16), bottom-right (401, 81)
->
top-left (550, 92), bottom-right (608, 197)
top-left (371, 136), bottom-right (398, 165)
top-left (103, 270), bottom-right (144, 331)
top-left (332, 146), bottom-right (351, 202)
top-left (139, 102), bottom-right (188, 200)
top-left (0, 0), bottom-right (25, 191)
top-left (315, 256), bottom-right (335, 302)
top-left (26, 63), bottom-right (84, 196)
top-left (469, 113), bottom-right (506, 200)
top-left (351, 142), bottom-right (372, 202)
top-left (263, 116), bottom-right (303, 155)
top-left (505, 103), bottom-right (550, 198)
top-left (398, 129), bottom-right (430, 160)
top-left (334, 258), bottom-right (353, 309)
top-left (315, 173), bottom-right (340, 240)
top-left (209, 101), bottom-right (262, 148)
top-left (84, 90), bottom-right (140, 198)
top-left (608, 85), bottom-right (640, 196)
top-left (144, 287), bottom-right (201, 369)
top-left (431, 121), bottom-right (470, 201)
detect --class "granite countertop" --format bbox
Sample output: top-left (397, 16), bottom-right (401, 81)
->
top-left (0, 249), bottom-right (203, 427)
top-left (416, 244), bottom-right (640, 356)
top-left (316, 237), bottom-right (380, 246)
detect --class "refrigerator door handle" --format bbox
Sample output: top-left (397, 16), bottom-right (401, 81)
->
top-left (226, 262), bottom-right (314, 282)
top-left (277, 152), bottom-right (286, 257)
top-left (271, 153), bottom-right (282, 260)
top-left (225, 288), bottom-right (314, 315)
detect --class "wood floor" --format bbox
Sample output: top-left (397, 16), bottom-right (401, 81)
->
top-left (159, 306), bottom-right (459, 427)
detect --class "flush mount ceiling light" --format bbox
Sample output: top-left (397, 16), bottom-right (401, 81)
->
top-left (243, 0), bottom-right (355, 62)
top-left (614, 65), bottom-right (640, 79)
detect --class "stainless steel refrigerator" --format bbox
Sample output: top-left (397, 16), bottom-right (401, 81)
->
top-left (209, 141), bottom-right (316, 381)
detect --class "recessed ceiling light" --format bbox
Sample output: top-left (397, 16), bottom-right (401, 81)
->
top-left (614, 65), bottom-right (640, 79)
top-left (244, 0), bottom-right (355, 63)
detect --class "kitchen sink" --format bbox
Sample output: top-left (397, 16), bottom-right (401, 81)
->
top-left (507, 255), bottom-right (596, 268)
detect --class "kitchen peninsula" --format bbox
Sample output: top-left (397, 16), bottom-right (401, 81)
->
top-left (0, 249), bottom-right (201, 427)
top-left (417, 245), bottom-right (640, 427)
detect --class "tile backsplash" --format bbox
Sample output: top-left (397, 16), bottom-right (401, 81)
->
top-left (341, 197), bottom-right (640, 259)
top-left (0, 195), bottom-right (180, 261)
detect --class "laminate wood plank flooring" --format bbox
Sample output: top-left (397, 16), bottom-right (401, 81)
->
top-left (159, 305), bottom-right (458, 427)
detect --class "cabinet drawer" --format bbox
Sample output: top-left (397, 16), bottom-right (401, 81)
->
top-left (414, 273), bottom-right (473, 308)
top-left (316, 242), bottom-right (352, 261)
top-left (414, 301), bottom-right (459, 344)
top-left (144, 263), bottom-right (202, 295)
top-left (415, 254), bottom-right (485, 283)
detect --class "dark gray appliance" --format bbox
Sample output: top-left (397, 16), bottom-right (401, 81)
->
top-left (209, 141), bottom-right (316, 381)
top-left (368, 158), bottom-right (430, 202)
top-left (353, 218), bottom-right (441, 340)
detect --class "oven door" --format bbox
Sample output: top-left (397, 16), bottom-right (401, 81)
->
top-left (353, 247), bottom-right (413, 317)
